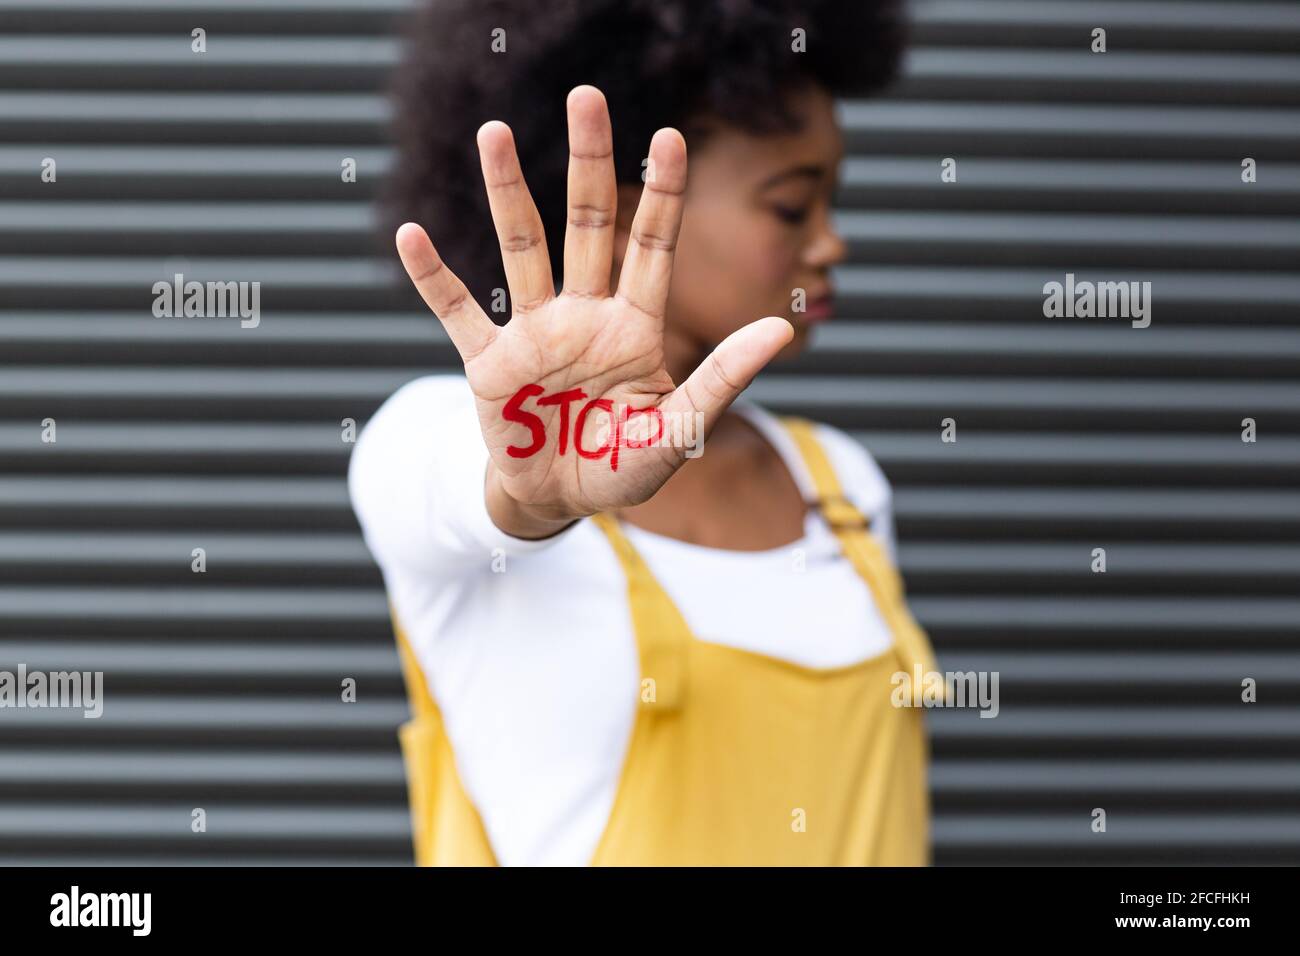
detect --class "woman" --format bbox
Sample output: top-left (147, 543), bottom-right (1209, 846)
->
top-left (350, 0), bottom-right (939, 865)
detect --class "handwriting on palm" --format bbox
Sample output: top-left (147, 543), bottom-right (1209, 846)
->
top-left (396, 85), bottom-right (792, 518)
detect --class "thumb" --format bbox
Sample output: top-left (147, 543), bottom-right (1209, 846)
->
top-left (662, 316), bottom-right (794, 438)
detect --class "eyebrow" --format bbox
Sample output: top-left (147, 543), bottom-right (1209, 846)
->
top-left (757, 164), bottom-right (825, 190)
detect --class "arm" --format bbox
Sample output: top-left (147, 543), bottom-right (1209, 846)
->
top-left (348, 375), bottom-right (580, 581)
top-left (389, 86), bottom-right (793, 547)
top-left (357, 85), bottom-right (794, 583)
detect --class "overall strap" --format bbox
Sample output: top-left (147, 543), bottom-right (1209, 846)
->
top-left (589, 512), bottom-right (690, 711)
top-left (779, 417), bottom-right (940, 680)
top-left (392, 604), bottom-right (438, 719)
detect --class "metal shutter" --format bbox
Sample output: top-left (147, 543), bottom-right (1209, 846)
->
top-left (0, 0), bottom-right (1296, 865)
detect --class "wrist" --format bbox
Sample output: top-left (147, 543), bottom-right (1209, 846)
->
top-left (484, 462), bottom-right (584, 540)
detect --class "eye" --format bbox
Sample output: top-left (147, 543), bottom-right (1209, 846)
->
top-left (772, 204), bottom-right (811, 225)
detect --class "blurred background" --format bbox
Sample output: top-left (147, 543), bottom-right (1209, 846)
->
top-left (1, 0), bottom-right (1298, 865)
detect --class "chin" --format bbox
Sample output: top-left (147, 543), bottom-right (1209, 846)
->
top-left (773, 324), bottom-right (811, 364)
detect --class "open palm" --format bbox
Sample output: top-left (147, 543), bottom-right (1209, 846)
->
top-left (395, 85), bottom-right (792, 522)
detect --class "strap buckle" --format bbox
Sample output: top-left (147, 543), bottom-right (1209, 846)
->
top-left (813, 494), bottom-right (870, 532)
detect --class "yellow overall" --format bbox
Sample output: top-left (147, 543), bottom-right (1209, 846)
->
top-left (391, 416), bottom-right (940, 865)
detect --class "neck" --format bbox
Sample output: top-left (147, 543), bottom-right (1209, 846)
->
top-left (662, 323), bottom-right (707, 390)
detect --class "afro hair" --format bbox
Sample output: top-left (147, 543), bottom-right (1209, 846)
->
top-left (385, 0), bottom-right (906, 314)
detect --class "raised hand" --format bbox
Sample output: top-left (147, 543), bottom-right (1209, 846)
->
top-left (395, 85), bottom-right (792, 537)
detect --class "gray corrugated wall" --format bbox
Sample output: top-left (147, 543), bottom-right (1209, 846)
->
top-left (0, 0), bottom-right (1297, 865)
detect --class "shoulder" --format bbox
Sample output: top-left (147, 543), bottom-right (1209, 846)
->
top-left (734, 401), bottom-right (893, 521)
top-left (348, 373), bottom-right (477, 503)
top-left (369, 373), bottom-right (474, 423)
top-left (354, 373), bottom-right (475, 451)
top-left (805, 418), bottom-right (893, 521)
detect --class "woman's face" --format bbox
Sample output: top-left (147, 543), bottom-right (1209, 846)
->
top-left (616, 84), bottom-right (848, 370)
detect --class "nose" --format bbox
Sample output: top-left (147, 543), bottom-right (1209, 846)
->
top-left (804, 205), bottom-right (847, 270)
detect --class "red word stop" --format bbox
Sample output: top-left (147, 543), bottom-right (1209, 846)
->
top-left (501, 385), bottom-right (664, 472)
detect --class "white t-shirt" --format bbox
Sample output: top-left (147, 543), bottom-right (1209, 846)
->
top-left (349, 374), bottom-right (901, 866)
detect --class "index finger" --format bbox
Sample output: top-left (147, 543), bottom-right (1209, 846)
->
top-left (615, 127), bottom-right (687, 321)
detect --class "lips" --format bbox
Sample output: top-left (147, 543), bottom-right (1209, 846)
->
top-left (801, 294), bottom-right (833, 323)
